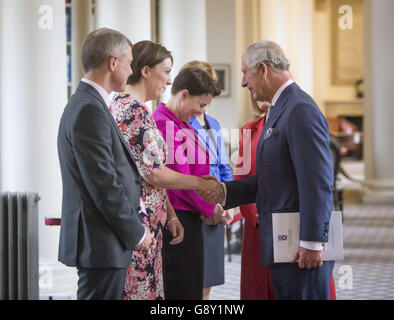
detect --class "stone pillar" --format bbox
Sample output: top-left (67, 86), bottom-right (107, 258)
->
top-left (362, 0), bottom-right (394, 202)
top-left (234, 0), bottom-right (315, 127)
top-left (259, 0), bottom-right (314, 96)
top-left (71, 0), bottom-right (94, 92)
top-left (95, 0), bottom-right (151, 43)
top-left (159, 0), bottom-right (207, 102)
top-left (0, 0), bottom-right (67, 259)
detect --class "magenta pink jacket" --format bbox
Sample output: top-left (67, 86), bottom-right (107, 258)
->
top-left (153, 103), bottom-right (215, 218)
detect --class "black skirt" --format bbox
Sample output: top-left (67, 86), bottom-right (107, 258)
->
top-left (162, 210), bottom-right (203, 300)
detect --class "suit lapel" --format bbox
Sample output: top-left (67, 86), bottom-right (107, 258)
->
top-left (79, 82), bottom-right (138, 165)
top-left (255, 83), bottom-right (296, 163)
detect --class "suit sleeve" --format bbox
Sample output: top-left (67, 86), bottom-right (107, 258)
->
top-left (287, 103), bottom-right (334, 242)
top-left (224, 175), bottom-right (257, 210)
top-left (72, 103), bottom-right (145, 250)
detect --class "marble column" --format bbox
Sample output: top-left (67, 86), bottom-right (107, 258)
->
top-left (0, 0), bottom-right (67, 259)
top-left (362, 0), bottom-right (394, 202)
top-left (71, 0), bottom-right (94, 92)
top-left (95, 0), bottom-right (151, 43)
top-left (259, 0), bottom-right (314, 96)
top-left (159, 0), bottom-right (207, 102)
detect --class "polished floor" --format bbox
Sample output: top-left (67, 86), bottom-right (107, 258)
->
top-left (211, 201), bottom-right (394, 300)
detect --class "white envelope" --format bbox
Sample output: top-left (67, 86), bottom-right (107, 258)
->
top-left (272, 211), bottom-right (344, 263)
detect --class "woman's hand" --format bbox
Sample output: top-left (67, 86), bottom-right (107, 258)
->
top-left (201, 204), bottom-right (224, 225)
top-left (166, 217), bottom-right (184, 245)
top-left (220, 208), bottom-right (234, 225)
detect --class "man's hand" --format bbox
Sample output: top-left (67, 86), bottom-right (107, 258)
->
top-left (167, 218), bottom-right (184, 245)
top-left (134, 226), bottom-right (156, 255)
top-left (291, 246), bottom-right (323, 269)
top-left (196, 176), bottom-right (225, 204)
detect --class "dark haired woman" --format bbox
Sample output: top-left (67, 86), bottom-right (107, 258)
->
top-left (153, 67), bottom-right (226, 300)
top-left (110, 41), bottom-right (219, 300)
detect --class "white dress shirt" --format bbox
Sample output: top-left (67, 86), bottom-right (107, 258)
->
top-left (223, 79), bottom-right (325, 251)
top-left (81, 78), bottom-right (112, 107)
top-left (81, 78), bottom-right (146, 246)
top-left (265, 79), bottom-right (293, 122)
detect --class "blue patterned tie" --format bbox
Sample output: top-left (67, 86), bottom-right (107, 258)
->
top-left (266, 105), bottom-right (274, 121)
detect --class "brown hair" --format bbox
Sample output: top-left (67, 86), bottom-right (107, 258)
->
top-left (127, 40), bottom-right (173, 85)
top-left (171, 67), bottom-right (221, 97)
top-left (180, 60), bottom-right (218, 82)
top-left (82, 28), bottom-right (132, 73)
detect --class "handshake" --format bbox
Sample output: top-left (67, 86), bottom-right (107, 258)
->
top-left (196, 175), bottom-right (226, 204)
top-left (196, 176), bottom-right (233, 225)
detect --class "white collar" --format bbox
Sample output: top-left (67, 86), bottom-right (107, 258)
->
top-left (271, 79), bottom-right (294, 106)
top-left (81, 78), bottom-right (112, 108)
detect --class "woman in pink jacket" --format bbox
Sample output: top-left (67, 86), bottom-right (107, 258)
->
top-left (153, 67), bottom-right (226, 299)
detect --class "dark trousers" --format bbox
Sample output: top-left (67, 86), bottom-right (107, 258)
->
top-left (77, 267), bottom-right (127, 300)
top-left (162, 210), bottom-right (203, 300)
top-left (269, 260), bottom-right (335, 300)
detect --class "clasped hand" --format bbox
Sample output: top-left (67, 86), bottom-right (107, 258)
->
top-left (196, 175), bottom-right (225, 204)
top-left (134, 226), bottom-right (156, 255)
top-left (201, 204), bottom-right (234, 226)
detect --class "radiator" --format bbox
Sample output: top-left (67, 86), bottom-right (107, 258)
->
top-left (0, 192), bottom-right (39, 300)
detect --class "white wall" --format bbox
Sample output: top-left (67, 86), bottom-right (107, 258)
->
top-left (206, 0), bottom-right (239, 134)
top-left (0, 0), bottom-right (67, 260)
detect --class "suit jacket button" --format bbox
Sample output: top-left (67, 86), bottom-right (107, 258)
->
top-left (263, 162), bottom-right (268, 167)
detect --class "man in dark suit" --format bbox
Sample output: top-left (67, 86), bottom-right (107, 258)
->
top-left (199, 40), bottom-right (334, 299)
top-left (57, 28), bottom-right (154, 300)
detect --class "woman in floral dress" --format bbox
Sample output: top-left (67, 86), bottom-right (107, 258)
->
top-left (110, 41), bottom-right (217, 300)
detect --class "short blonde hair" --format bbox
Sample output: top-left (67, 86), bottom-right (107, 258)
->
top-left (180, 60), bottom-right (218, 82)
top-left (250, 96), bottom-right (270, 117)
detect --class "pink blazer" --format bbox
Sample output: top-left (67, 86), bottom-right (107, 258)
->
top-left (153, 103), bottom-right (215, 218)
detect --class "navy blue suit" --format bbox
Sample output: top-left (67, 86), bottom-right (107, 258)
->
top-left (225, 83), bottom-right (334, 299)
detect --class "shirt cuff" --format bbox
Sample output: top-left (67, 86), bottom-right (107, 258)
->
top-left (136, 228), bottom-right (146, 246)
top-left (300, 241), bottom-right (325, 251)
top-left (140, 198), bottom-right (147, 214)
top-left (221, 183), bottom-right (227, 207)
top-left (136, 198), bottom-right (147, 246)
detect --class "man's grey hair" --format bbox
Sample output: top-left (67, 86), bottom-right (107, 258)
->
top-left (245, 40), bottom-right (290, 73)
top-left (82, 28), bottom-right (132, 72)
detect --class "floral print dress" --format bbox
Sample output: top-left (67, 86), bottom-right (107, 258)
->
top-left (110, 94), bottom-right (168, 300)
